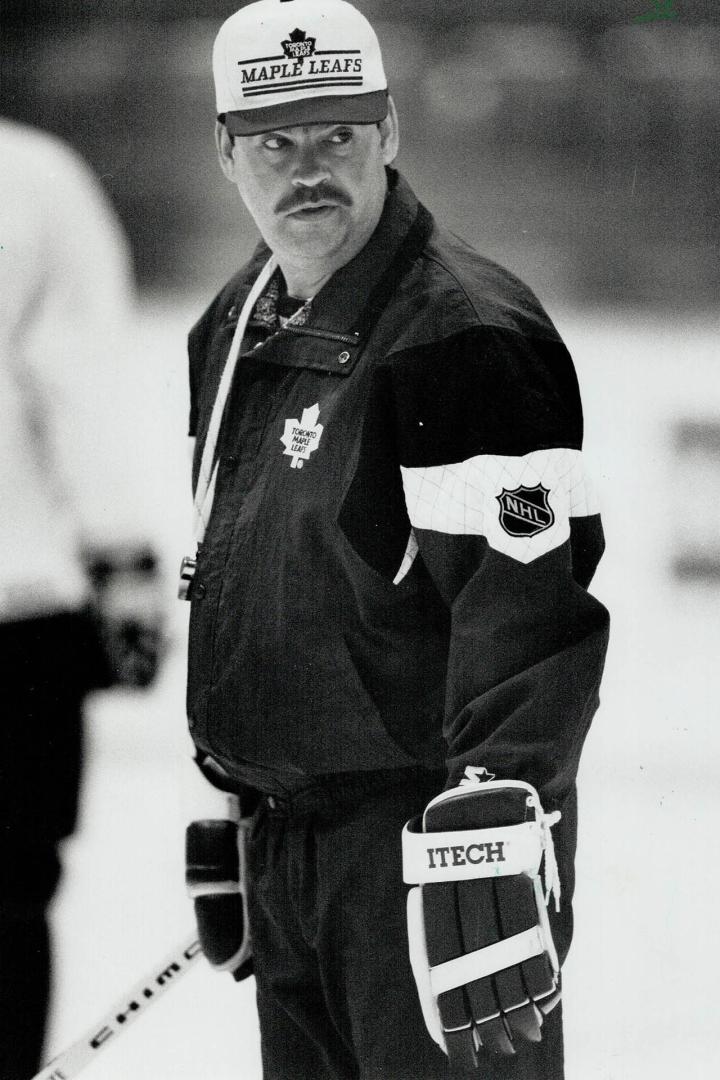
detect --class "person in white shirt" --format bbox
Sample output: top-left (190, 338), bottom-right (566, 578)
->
top-left (0, 119), bottom-right (164, 1080)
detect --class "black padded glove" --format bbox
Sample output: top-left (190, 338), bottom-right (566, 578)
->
top-left (402, 767), bottom-right (562, 1070)
top-left (83, 543), bottom-right (165, 688)
top-left (185, 794), bottom-right (253, 981)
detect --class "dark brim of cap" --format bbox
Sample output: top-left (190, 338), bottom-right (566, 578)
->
top-left (222, 89), bottom-right (388, 136)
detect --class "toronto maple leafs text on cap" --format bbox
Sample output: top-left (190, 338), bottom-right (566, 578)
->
top-left (213, 0), bottom-right (388, 136)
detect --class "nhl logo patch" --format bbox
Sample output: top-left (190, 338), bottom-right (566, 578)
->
top-left (280, 403), bottom-right (324, 469)
top-left (497, 484), bottom-right (555, 538)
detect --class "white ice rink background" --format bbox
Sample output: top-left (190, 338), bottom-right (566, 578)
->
top-left (44, 305), bottom-right (720, 1079)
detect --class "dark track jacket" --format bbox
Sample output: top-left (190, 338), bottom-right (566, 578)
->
top-left (186, 169), bottom-right (609, 809)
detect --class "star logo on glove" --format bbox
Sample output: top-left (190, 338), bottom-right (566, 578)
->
top-left (280, 403), bottom-right (324, 469)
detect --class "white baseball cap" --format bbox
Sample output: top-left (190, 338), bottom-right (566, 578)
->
top-left (213, 0), bottom-right (388, 136)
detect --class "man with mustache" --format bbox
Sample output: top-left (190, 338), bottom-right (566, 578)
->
top-left (182, 2), bottom-right (609, 1077)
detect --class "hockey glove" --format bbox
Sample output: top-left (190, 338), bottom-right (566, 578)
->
top-left (402, 766), bottom-right (562, 1070)
top-left (185, 792), bottom-right (253, 981)
top-left (83, 543), bottom-right (165, 688)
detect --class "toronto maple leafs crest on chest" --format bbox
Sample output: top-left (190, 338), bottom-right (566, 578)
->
top-left (280, 404), bottom-right (324, 469)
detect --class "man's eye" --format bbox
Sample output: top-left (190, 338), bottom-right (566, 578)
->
top-left (328, 129), bottom-right (353, 145)
top-left (262, 135), bottom-right (289, 150)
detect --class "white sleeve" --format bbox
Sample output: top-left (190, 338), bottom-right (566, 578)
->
top-left (11, 127), bottom-right (166, 553)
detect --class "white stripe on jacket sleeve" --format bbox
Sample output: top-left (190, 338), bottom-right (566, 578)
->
top-left (400, 448), bottom-right (599, 565)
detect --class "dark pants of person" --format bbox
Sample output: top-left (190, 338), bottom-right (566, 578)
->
top-left (246, 768), bottom-right (568, 1080)
top-left (0, 612), bottom-right (105, 1080)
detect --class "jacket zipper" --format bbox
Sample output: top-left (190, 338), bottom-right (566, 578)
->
top-left (279, 324), bottom-right (361, 347)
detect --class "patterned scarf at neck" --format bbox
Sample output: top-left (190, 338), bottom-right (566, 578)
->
top-left (252, 273), bottom-right (313, 331)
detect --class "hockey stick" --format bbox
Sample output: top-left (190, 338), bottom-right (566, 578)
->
top-left (33, 935), bottom-right (203, 1080)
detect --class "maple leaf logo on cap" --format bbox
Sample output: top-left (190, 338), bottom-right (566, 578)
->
top-left (282, 27), bottom-right (317, 60)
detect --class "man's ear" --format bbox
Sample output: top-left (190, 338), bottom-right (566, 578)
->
top-left (215, 121), bottom-right (237, 182)
top-left (378, 95), bottom-right (399, 165)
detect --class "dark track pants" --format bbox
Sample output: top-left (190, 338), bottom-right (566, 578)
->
top-left (246, 769), bottom-right (567, 1080)
top-left (0, 612), bottom-right (103, 1080)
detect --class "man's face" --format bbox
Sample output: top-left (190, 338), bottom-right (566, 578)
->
top-left (217, 107), bottom-right (398, 283)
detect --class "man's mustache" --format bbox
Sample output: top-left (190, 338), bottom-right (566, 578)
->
top-left (275, 184), bottom-right (351, 214)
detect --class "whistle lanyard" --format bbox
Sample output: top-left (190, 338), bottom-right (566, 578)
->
top-left (193, 254), bottom-right (278, 544)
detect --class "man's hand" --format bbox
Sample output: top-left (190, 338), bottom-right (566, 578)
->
top-left (83, 544), bottom-right (166, 688)
top-left (402, 767), bottom-right (561, 1070)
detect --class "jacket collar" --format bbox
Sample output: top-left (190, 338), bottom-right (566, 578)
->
top-left (235, 170), bottom-right (430, 375)
top-left (308, 168), bottom-right (420, 337)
